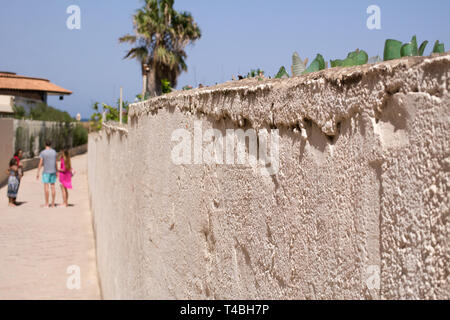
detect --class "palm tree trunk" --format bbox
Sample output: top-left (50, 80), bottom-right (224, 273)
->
top-left (142, 73), bottom-right (147, 98)
top-left (147, 68), bottom-right (162, 97)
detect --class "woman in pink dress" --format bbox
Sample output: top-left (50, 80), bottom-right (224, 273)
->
top-left (58, 150), bottom-right (73, 207)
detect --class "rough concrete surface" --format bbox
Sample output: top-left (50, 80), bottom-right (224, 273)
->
top-left (0, 154), bottom-right (101, 299)
top-left (89, 54), bottom-right (449, 299)
top-left (0, 118), bottom-right (14, 187)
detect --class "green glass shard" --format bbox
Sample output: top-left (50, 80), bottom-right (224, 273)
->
top-left (302, 54), bottom-right (325, 74)
top-left (330, 49), bottom-right (368, 68)
top-left (411, 35), bottom-right (419, 56)
top-left (433, 40), bottom-right (445, 53)
top-left (401, 43), bottom-right (413, 57)
top-left (384, 39), bottom-right (402, 61)
top-left (316, 54), bottom-right (326, 70)
top-left (330, 59), bottom-right (344, 68)
top-left (292, 52), bottom-right (306, 76)
top-left (419, 41), bottom-right (429, 56)
top-left (352, 50), bottom-right (368, 65)
top-left (275, 66), bottom-right (289, 79)
top-left (303, 60), bottom-right (320, 74)
top-left (368, 56), bottom-right (382, 64)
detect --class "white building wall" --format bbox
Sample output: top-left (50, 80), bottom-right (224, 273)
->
top-left (0, 95), bottom-right (14, 115)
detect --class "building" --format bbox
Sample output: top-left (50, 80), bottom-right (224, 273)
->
top-left (0, 71), bottom-right (72, 117)
top-left (0, 95), bottom-right (14, 117)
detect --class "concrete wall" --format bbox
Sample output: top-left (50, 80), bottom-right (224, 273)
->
top-left (13, 119), bottom-right (76, 158)
top-left (88, 54), bottom-right (449, 300)
top-left (0, 118), bottom-right (15, 186)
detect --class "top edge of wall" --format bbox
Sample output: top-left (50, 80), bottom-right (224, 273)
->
top-left (124, 53), bottom-right (449, 135)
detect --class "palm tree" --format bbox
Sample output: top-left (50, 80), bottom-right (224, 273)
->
top-left (119, 0), bottom-right (201, 97)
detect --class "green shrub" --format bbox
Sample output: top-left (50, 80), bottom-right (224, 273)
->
top-left (28, 103), bottom-right (74, 122)
top-left (15, 126), bottom-right (26, 152)
top-left (73, 124), bottom-right (88, 147)
top-left (12, 103), bottom-right (74, 122)
top-left (12, 105), bottom-right (26, 119)
top-left (90, 98), bottom-right (130, 131)
top-left (29, 134), bottom-right (35, 158)
top-left (162, 79), bottom-right (172, 94)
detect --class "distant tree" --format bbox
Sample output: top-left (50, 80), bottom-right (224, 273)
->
top-left (90, 102), bottom-right (103, 131)
top-left (12, 105), bottom-right (26, 119)
top-left (90, 98), bottom-right (131, 131)
top-left (119, 0), bottom-right (201, 97)
top-left (73, 124), bottom-right (88, 146)
top-left (13, 103), bottom-right (74, 122)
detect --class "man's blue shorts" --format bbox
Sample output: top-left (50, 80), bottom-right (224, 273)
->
top-left (42, 173), bottom-right (57, 184)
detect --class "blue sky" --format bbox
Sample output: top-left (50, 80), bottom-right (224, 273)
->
top-left (0, 0), bottom-right (449, 118)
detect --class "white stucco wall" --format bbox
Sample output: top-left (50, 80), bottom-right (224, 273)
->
top-left (0, 95), bottom-right (14, 114)
top-left (88, 54), bottom-right (449, 300)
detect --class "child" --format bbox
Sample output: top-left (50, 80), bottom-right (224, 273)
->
top-left (14, 149), bottom-right (23, 177)
top-left (13, 149), bottom-right (24, 203)
top-left (7, 158), bottom-right (20, 207)
top-left (58, 150), bottom-right (73, 207)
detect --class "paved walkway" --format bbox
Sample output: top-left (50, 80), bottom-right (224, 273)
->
top-left (0, 154), bottom-right (101, 299)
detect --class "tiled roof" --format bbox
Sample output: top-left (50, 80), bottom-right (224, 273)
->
top-left (0, 72), bottom-right (72, 95)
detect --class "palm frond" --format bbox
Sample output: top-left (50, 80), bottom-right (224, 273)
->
top-left (123, 46), bottom-right (148, 61)
top-left (118, 34), bottom-right (137, 44)
top-left (119, 0), bottom-right (201, 95)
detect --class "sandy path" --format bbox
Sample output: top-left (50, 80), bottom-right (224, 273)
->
top-left (0, 154), bottom-right (101, 299)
